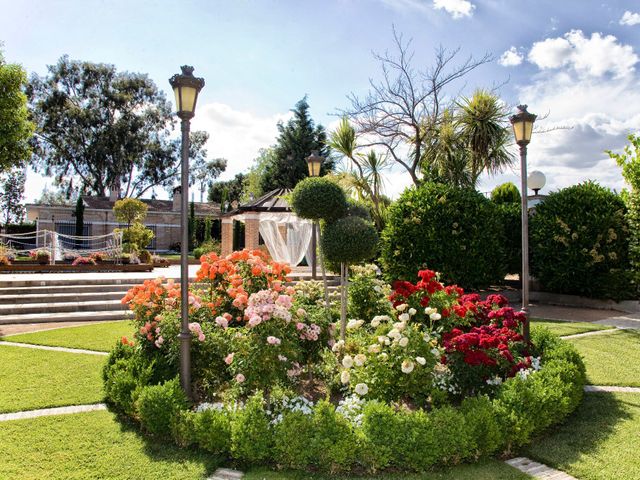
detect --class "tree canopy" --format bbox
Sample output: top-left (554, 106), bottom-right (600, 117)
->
top-left (260, 97), bottom-right (333, 191)
top-left (0, 168), bottom-right (26, 225)
top-left (28, 56), bottom-right (208, 198)
top-left (0, 49), bottom-right (34, 173)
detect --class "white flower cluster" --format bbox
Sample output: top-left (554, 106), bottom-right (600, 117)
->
top-left (268, 395), bottom-right (314, 425)
top-left (370, 315), bottom-right (391, 328)
top-left (195, 401), bottom-right (243, 413)
top-left (346, 319), bottom-right (365, 330)
top-left (336, 394), bottom-right (365, 427)
top-left (516, 357), bottom-right (542, 381)
top-left (432, 363), bottom-right (460, 395)
top-left (485, 376), bottom-right (503, 386)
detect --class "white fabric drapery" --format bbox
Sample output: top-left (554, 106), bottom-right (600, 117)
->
top-left (255, 213), bottom-right (313, 266)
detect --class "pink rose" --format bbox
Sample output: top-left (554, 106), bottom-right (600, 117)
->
top-left (267, 336), bottom-right (281, 346)
top-left (296, 322), bottom-right (305, 331)
top-left (235, 373), bottom-right (245, 383)
top-left (225, 353), bottom-right (235, 365)
top-left (215, 316), bottom-right (228, 329)
top-left (198, 333), bottom-right (205, 342)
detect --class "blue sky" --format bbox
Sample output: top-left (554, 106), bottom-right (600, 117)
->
top-left (2, 0), bottom-right (640, 201)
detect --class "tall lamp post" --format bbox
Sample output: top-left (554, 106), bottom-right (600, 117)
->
top-left (169, 65), bottom-right (205, 397)
top-left (306, 151), bottom-right (323, 279)
top-left (510, 105), bottom-right (536, 342)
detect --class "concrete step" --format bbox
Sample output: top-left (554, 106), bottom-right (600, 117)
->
top-left (0, 300), bottom-right (128, 316)
top-left (0, 291), bottom-right (127, 304)
top-left (0, 283), bottom-right (137, 296)
top-left (0, 310), bottom-right (133, 325)
top-left (0, 277), bottom-right (181, 289)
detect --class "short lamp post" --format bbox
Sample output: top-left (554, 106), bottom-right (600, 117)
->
top-left (169, 65), bottom-right (205, 397)
top-left (528, 170), bottom-right (546, 196)
top-left (510, 105), bottom-right (536, 342)
top-left (306, 151), bottom-right (323, 279)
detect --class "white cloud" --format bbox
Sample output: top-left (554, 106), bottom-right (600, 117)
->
top-left (528, 30), bottom-right (638, 78)
top-left (432, 0), bottom-right (475, 19)
top-left (498, 47), bottom-right (523, 67)
top-left (191, 102), bottom-right (292, 181)
top-left (379, 0), bottom-right (431, 14)
top-left (620, 10), bottom-right (640, 26)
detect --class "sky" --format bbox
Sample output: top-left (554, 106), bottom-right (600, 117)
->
top-left (2, 0), bottom-right (640, 202)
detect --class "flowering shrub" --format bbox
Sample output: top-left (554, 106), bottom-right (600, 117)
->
top-left (72, 256), bottom-right (97, 266)
top-left (347, 264), bottom-right (393, 321)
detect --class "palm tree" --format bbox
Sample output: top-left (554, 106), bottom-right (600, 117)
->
top-left (456, 90), bottom-right (513, 186)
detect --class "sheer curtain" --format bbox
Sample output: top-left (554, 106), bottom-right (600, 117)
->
top-left (259, 221), bottom-right (289, 263)
top-left (257, 214), bottom-right (313, 266)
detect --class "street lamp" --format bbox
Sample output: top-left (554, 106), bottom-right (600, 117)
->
top-left (306, 151), bottom-right (323, 279)
top-left (510, 105), bottom-right (536, 342)
top-left (169, 65), bottom-right (205, 397)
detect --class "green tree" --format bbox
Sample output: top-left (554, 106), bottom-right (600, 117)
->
top-left (0, 48), bottom-right (34, 173)
top-left (192, 157), bottom-right (227, 203)
top-left (209, 173), bottom-right (246, 208)
top-left (28, 56), bottom-right (207, 198)
top-left (491, 182), bottom-right (521, 204)
top-left (0, 168), bottom-right (26, 225)
top-left (35, 186), bottom-right (73, 205)
top-left (260, 97), bottom-right (333, 191)
top-left (113, 198), bottom-right (148, 228)
top-left (242, 148), bottom-right (275, 202)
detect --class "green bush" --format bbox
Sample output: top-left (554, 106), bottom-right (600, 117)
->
top-left (360, 401), bottom-right (400, 471)
top-left (230, 392), bottom-right (272, 464)
top-left (290, 177), bottom-right (348, 221)
top-left (460, 395), bottom-right (502, 457)
top-left (346, 199), bottom-right (372, 222)
top-left (193, 407), bottom-right (232, 456)
top-left (321, 216), bottom-right (379, 265)
top-left (530, 181), bottom-right (633, 300)
top-left (309, 401), bottom-right (359, 472)
top-left (272, 410), bottom-right (315, 469)
top-left (193, 239), bottom-right (221, 259)
top-left (138, 249), bottom-right (152, 264)
top-left (491, 182), bottom-right (521, 204)
top-left (380, 182), bottom-right (506, 289)
top-left (495, 202), bottom-right (521, 274)
top-left (137, 377), bottom-right (188, 437)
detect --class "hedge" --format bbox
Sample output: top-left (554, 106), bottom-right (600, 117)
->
top-left (104, 329), bottom-right (585, 474)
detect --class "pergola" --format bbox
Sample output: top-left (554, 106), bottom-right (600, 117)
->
top-left (220, 189), bottom-right (313, 266)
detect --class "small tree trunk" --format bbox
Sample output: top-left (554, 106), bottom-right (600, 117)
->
top-left (316, 221), bottom-right (330, 311)
top-left (340, 262), bottom-right (349, 341)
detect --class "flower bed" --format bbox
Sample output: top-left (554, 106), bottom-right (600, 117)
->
top-left (105, 251), bottom-right (586, 474)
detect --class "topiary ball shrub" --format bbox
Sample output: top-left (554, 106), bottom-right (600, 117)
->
top-left (491, 182), bottom-right (521, 204)
top-left (346, 199), bottom-right (372, 222)
top-left (290, 177), bottom-right (348, 221)
top-left (530, 181), bottom-right (633, 300)
top-left (321, 216), bottom-right (379, 265)
top-left (380, 182), bottom-right (506, 289)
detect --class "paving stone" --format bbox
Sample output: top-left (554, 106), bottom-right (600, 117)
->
top-left (0, 340), bottom-right (108, 356)
top-left (505, 457), bottom-right (576, 479)
top-left (0, 403), bottom-right (107, 422)
top-left (585, 385), bottom-right (640, 393)
top-left (208, 468), bottom-right (244, 479)
top-left (561, 328), bottom-right (620, 340)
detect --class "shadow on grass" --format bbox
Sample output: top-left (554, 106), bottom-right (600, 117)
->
top-left (523, 392), bottom-right (634, 470)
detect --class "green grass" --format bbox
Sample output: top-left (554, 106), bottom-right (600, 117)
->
top-left (524, 392), bottom-right (640, 480)
top-left (0, 410), bottom-right (219, 479)
top-left (1, 320), bottom-right (134, 352)
top-left (0, 345), bottom-right (105, 413)
top-left (531, 318), bottom-right (614, 337)
top-left (569, 329), bottom-right (640, 387)
top-left (245, 461), bottom-right (530, 479)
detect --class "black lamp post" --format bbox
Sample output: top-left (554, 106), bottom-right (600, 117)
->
top-left (169, 65), bottom-right (205, 397)
top-left (306, 151), bottom-right (323, 279)
top-left (509, 104), bottom-right (536, 342)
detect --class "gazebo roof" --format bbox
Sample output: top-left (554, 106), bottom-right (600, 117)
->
top-left (224, 188), bottom-right (292, 217)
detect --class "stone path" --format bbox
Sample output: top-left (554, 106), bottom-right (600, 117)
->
top-left (0, 340), bottom-right (108, 356)
top-left (0, 403), bottom-right (107, 422)
top-left (505, 457), bottom-right (577, 479)
top-left (0, 320), bottom-right (121, 336)
top-left (208, 468), bottom-right (244, 480)
top-left (561, 328), bottom-right (619, 340)
top-left (584, 385), bottom-right (640, 393)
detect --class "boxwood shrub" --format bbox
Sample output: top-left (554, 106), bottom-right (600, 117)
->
top-left (290, 177), bottom-right (348, 221)
top-left (105, 328), bottom-right (584, 475)
top-left (380, 182), bottom-right (506, 289)
top-left (530, 181), bottom-right (633, 300)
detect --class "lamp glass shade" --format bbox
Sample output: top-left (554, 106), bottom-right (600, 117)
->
top-left (173, 85), bottom-right (198, 114)
top-left (512, 120), bottom-right (534, 144)
top-left (306, 152), bottom-right (323, 177)
top-left (528, 170), bottom-right (546, 191)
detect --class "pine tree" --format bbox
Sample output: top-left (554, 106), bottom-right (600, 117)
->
top-left (260, 97), bottom-right (333, 191)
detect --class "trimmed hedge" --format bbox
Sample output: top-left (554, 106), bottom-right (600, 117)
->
top-left (321, 216), bottom-right (379, 265)
top-left (380, 182), bottom-right (506, 289)
top-left (104, 329), bottom-right (585, 474)
top-left (495, 202), bottom-right (521, 275)
top-left (290, 177), bottom-right (348, 221)
top-left (530, 181), bottom-right (633, 300)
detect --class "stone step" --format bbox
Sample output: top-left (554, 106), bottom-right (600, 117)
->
top-left (0, 284), bottom-right (137, 296)
top-left (0, 300), bottom-right (128, 316)
top-left (0, 310), bottom-right (133, 325)
top-left (0, 276), bottom-right (185, 289)
top-left (0, 291), bottom-right (127, 304)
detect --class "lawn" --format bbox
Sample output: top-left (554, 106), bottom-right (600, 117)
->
top-left (524, 392), bottom-right (640, 480)
top-left (246, 461), bottom-right (530, 479)
top-left (0, 345), bottom-right (105, 413)
top-left (0, 410), bottom-right (219, 480)
top-left (568, 329), bottom-right (640, 387)
top-left (530, 319), bottom-right (614, 337)
top-left (1, 321), bottom-right (134, 352)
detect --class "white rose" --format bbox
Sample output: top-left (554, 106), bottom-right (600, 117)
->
top-left (354, 354), bottom-right (367, 366)
top-left (398, 337), bottom-right (409, 347)
top-left (431, 348), bottom-right (440, 357)
top-left (394, 321), bottom-right (407, 331)
top-left (408, 308), bottom-right (417, 316)
top-left (378, 335), bottom-right (387, 344)
top-left (354, 383), bottom-right (369, 396)
top-left (398, 313), bottom-right (410, 322)
top-left (342, 355), bottom-right (354, 368)
top-left (416, 356), bottom-right (426, 366)
top-left (371, 318), bottom-right (381, 328)
top-left (379, 352), bottom-right (388, 360)
top-left (430, 313), bottom-right (441, 321)
top-left (340, 370), bottom-right (350, 384)
top-left (332, 340), bottom-right (344, 352)
top-left (347, 319), bottom-right (358, 330)
top-left (387, 328), bottom-right (401, 340)
top-left (368, 344), bottom-right (381, 354)
top-left (396, 303), bottom-right (408, 312)
top-left (401, 360), bottom-right (415, 374)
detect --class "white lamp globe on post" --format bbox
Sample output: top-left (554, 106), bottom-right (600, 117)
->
top-left (169, 65), bottom-right (205, 399)
top-left (510, 105), bottom-right (537, 342)
top-left (528, 170), bottom-right (546, 195)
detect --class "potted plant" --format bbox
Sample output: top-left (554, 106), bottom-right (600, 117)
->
top-left (121, 253), bottom-right (132, 264)
top-left (32, 249), bottom-right (51, 265)
top-left (72, 256), bottom-right (97, 266)
top-left (0, 256), bottom-right (11, 266)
